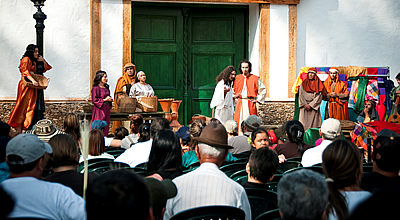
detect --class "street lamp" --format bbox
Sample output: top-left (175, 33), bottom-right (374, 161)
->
top-left (31, 0), bottom-right (47, 54)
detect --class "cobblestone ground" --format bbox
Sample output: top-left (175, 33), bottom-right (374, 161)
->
top-left (1, 101), bottom-right (295, 129)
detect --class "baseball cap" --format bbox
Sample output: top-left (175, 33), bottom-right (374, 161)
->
top-left (320, 118), bottom-right (341, 138)
top-left (244, 115), bottom-right (262, 131)
top-left (175, 126), bottom-right (190, 142)
top-left (224, 120), bottom-right (238, 133)
top-left (6, 133), bottom-right (53, 165)
top-left (145, 177), bottom-right (177, 214)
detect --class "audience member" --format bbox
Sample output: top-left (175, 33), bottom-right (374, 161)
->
top-left (0, 121), bottom-right (14, 182)
top-left (360, 129), bottom-right (400, 193)
top-left (1, 134), bottom-right (85, 219)
top-left (43, 134), bottom-right (97, 196)
top-left (301, 118), bottom-right (341, 167)
top-left (0, 185), bottom-right (14, 219)
top-left (229, 115), bottom-right (262, 154)
top-left (322, 139), bottom-right (371, 220)
top-left (137, 122), bottom-right (151, 143)
top-left (242, 147), bottom-right (279, 218)
top-left (115, 117), bottom-right (170, 167)
top-left (175, 126), bottom-right (191, 154)
top-left (62, 113), bottom-right (81, 147)
top-left (356, 100), bottom-right (379, 123)
top-left (86, 169), bottom-right (151, 220)
top-left (250, 127), bottom-right (270, 150)
top-left (26, 119), bottom-right (64, 142)
top-left (164, 122), bottom-right (251, 219)
top-left (278, 169), bottom-right (329, 220)
top-left (182, 119), bottom-right (237, 168)
top-left (104, 126), bottom-right (128, 148)
top-left (274, 120), bottom-right (313, 162)
top-left (147, 129), bottom-right (183, 179)
top-left (121, 114), bottom-right (144, 149)
top-left (79, 129), bottom-right (114, 163)
top-left (145, 177), bottom-right (177, 220)
top-left (225, 119), bottom-right (238, 140)
top-left (91, 120), bottom-right (121, 147)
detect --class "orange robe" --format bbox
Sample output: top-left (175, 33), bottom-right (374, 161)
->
top-left (233, 74), bottom-right (266, 127)
top-left (112, 71), bottom-right (136, 132)
top-left (8, 57), bottom-right (52, 130)
top-left (323, 76), bottom-right (349, 120)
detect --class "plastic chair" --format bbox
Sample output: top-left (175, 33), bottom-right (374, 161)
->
top-left (230, 169), bottom-right (247, 179)
top-left (245, 188), bottom-right (278, 218)
top-left (170, 205), bottom-right (245, 220)
top-left (254, 208), bottom-right (281, 220)
top-left (220, 161), bottom-right (247, 177)
top-left (277, 161), bottom-right (302, 174)
top-left (78, 158), bottom-right (115, 173)
top-left (233, 151), bottom-right (251, 159)
top-left (285, 157), bottom-right (302, 162)
top-left (89, 161), bottom-right (130, 174)
top-left (104, 147), bottom-right (126, 157)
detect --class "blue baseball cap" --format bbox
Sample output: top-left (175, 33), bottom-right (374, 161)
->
top-left (6, 134), bottom-right (52, 165)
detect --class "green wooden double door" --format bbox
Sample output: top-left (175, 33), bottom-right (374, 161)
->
top-left (132, 3), bottom-right (247, 124)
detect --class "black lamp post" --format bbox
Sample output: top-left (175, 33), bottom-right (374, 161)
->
top-left (31, 0), bottom-right (47, 54)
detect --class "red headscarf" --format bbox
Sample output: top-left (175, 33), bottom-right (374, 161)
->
top-left (301, 68), bottom-right (325, 93)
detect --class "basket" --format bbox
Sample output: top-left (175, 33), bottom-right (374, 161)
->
top-left (23, 73), bottom-right (49, 89)
top-left (119, 97), bottom-right (137, 113)
top-left (137, 96), bottom-right (158, 112)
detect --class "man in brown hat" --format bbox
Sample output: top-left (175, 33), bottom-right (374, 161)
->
top-left (164, 122), bottom-right (251, 219)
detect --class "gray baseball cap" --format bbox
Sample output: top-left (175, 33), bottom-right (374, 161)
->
top-left (6, 133), bottom-right (53, 165)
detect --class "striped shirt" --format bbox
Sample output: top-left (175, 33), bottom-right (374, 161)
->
top-left (163, 162), bottom-right (251, 220)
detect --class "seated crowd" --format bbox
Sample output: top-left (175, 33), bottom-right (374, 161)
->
top-left (1, 112), bottom-right (399, 220)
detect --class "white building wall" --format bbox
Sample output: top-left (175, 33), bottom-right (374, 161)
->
top-left (101, 0), bottom-right (123, 98)
top-left (0, 0), bottom-right (91, 100)
top-left (248, 4), bottom-right (259, 77)
top-left (297, 0), bottom-right (400, 80)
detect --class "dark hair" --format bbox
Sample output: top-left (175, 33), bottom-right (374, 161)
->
top-left (7, 155), bottom-right (41, 174)
top-left (147, 129), bottom-right (182, 176)
top-left (22, 44), bottom-right (38, 63)
top-left (248, 147), bottom-right (279, 183)
top-left (209, 118), bottom-right (222, 124)
top-left (373, 136), bottom-right (400, 173)
top-left (89, 129), bottom-right (105, 156)
top-left (150, 117), bottom-right (170, 138)
top-left (0, 121), bottom-right (11, 137)
top-left (322, 140), bottom-right (363, 220)
top-left (239, 59), bottom-right (252, 74)
top-left (86, 169), bottom-right (150, 220)
top-left (251, 127), bottom-right (269, 145)
top-left (47, 134), bottom-right (79, 168)
top-left (93, 70), bottom-right (109, 89)
top-left (285, 120), bottom-right (305, 152)
top-left (137, 123), bottom-right (151, 143)
top-left (130, 114), bottom-right (144, 134)
top-left (188, 119), bottom-right (206, 150)
top-left (396, 72), bottom-right (400, 81)
top-left (114, 127), bottom-right (129, 140)
top-left (216, 65), bottom-right (236, 86)
top-left (63, 113), bottom-right (81, 146)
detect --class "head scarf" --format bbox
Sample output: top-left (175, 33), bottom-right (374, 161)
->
top-left (122, 63), bottom-right (137, 85)
top-left (301, 68), bottom-right (325, 93)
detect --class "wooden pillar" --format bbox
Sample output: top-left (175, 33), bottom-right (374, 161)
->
top-left (288, 4), bottom-right (297, 98)
top-left (122, 0), bottom-right (132, 66)
top-left (90, 0), bottom-right (101, 89)
top-left (259, 4), bottom-right (270, 98)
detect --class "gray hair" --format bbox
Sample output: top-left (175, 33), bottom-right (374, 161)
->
top-left (198, 143), bottom-right (227, 158)
top-left (278, 169), bottom-right (329, 220)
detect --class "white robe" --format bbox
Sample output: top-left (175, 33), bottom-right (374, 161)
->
top-left (210, 80), bottom-right (234, 124)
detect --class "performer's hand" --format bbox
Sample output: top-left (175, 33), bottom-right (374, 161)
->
top-left (250, 99), bottom-right (257, 103)
top-left (37, 55), bottom-right (44, 62)
top-left (330, 92), bottom-right (337, 98)
top-left (305, 104), bottom-right (311, 111)
top-left (32, 81), bottom-right (39, 86)
top-left (224, 87), bottom-right (230, 93)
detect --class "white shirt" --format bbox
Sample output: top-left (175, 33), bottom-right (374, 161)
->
top-left (301, 140), bottom-right (333, 167)
top-left (121, 134), bottom-right (139, 149)
top-left (114, 139), bottom-right (153, 167)
top-left (163, 162), bottom-right (251, 220)
top-left (328, 191), bottom-right (371, 220)
top-left (129, 83), bottom-right (154, 97)
top-left (1, 177), bottom-right (86, 219)
top-left (210, 80), bottom-right (234, 124)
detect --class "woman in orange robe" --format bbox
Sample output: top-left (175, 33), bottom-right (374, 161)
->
top-left (8, 44), bottom-right (52, 132)
top-left (112, 63), bottom-right (137, 132)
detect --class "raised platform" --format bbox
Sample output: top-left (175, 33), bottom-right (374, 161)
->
top-left (77, 111), bottom-right (166, 122)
